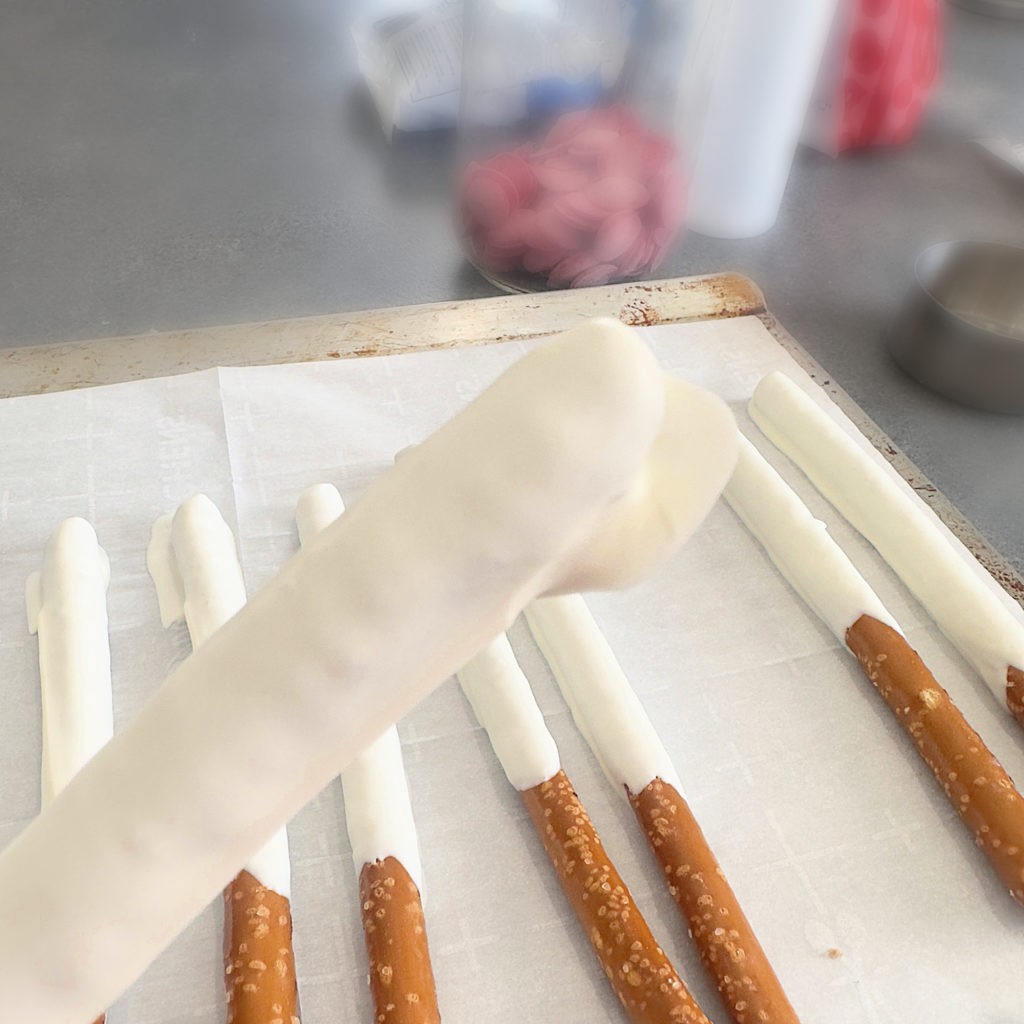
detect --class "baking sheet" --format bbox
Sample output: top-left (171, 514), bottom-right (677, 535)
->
top-left (1, 315), bottom-right (1022, 1023)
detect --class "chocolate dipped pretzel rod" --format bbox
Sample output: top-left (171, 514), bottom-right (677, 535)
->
top-left (750, 371), bottom-right (1024, 729)
top-left (457, 634), bottom-right (711, 1024)
top-left (296, 484), bottom-right (440, 1024)
top-left (526, 594), bottom-right (800, 1024)
top-left (148, 495), bottom-right (301, 1024)
top-left (27, 518), bottom-right (115, 1024)
top-left (0, 321), bottom-right (737, 1023)
top-left (725, 435), bottom-right (1024, 907)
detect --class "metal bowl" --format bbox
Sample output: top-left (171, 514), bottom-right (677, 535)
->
top-left (888, 240), bottom-right (1024, 413)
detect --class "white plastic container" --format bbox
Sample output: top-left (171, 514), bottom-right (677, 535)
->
top-left (684, 0), bottom-right (838, 239)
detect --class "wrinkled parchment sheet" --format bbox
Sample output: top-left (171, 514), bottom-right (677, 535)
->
top-left (1, 316), bottom-right (1021, 1024)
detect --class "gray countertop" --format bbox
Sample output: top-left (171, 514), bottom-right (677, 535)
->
top-left (2, 1), bottom-right (1022, 571)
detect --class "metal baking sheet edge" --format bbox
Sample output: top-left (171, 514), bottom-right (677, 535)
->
top-left (3, 272), bottom-right (1021, 612)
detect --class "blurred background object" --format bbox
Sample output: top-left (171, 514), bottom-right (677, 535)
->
top-left (805, 0), bottom-right (943, 155)
top-left (360, 0), bottom-right (949, 277)
top-left (455, 0), bottom-right (689, 291)
top-left (352, 0), bottom-right (462, 136)
top-left (889, 240), bottom-right (1024, 412)
top-left (974, 137), bottom-right (1024, 181)
top-left (974, 138), bottom-right (1024, 178)
top-left (952, 0), bottom-right (1024, 16)
top-left (684, 0), bottom-right (838, 239)
top-left (454, 0), bottom-right (842, 278)
top-left (358, 0), bottom-right (885, 282)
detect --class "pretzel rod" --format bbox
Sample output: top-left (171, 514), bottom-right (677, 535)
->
top-left (749, 370), bottom-right (1024, 727)
top-left (521, 770), bottom-right (710, 1024)
top-left (1009, 667), bottom-right (1024, 731)
top-left (344, 731), bottom-right (439, 1024)
top-left (458, 635), bottom-right (710, 1024)
top-left (0, 321), bottom-right (737, 1023)
top-left (629, 780), bottom-right (795, 1024)
top-left (358, 856), bottom-right (439, 1024)
top-left (725, 435), bottom-right (1024, 907)
top-left (296, 484), bottom-right (439, 1024)
top-left (27, 517), bottom-right (115, 1024)
top-left (526, 594), bottom-right (800, 1024)
top-left (224, 870), bottom-right (299, 1024)
top-left (847, 614), bottom-right (1024, 904)
top-left (148, 495), bottom-right (301, 1023)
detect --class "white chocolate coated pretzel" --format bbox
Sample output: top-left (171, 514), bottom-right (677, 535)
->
top-left (750, 370), bottom-right (1024, 718)
top-left (0, 318), bottom-right (736, 1023)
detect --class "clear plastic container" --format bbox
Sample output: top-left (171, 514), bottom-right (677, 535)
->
top-left (456, 0), bottom-right (699, 292)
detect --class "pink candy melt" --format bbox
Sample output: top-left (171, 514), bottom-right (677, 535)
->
top-left (462, 167), bottom-right (514, 228)
top-left (586, 176), bottom-right (650, 212)
top-left (593, 211), bottom-right (643, 263)
top-left (535, 160), bottom-right (589, 193)
top-left (522, 247), bottom-right (562, 274)
top-left (548, 251), bottom-right (599, 288)
top-left (552, 191), bottom-right (605, 230)
top-left (460, 105), bottom-right (686, 288)
top-left (571, 263), bottom-right (619, 288)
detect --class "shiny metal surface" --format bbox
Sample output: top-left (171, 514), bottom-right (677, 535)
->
top-left (890, 241), bottom-right (1024, 413)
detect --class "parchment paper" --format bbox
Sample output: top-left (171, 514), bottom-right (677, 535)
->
top-left (1, 316), bottom-right (1021, 1023)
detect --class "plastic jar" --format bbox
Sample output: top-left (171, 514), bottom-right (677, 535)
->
top-left (456, 0), bottom-right (698, 292)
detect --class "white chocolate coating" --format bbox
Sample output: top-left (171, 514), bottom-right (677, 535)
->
top-left (147, 495), bottom-right (246, 645)
top-left (524, 594), bottom-right (683, 798)
top-left (548, 371), bottom-right (739, 595)
top-left (750, 371), bottom-right (1024, 700)
top-left (724, 435), bottom-right (900, 641)
top-left (0, 318), bottom-right (732, 1024)
top-left (297, 483), bottom-right (424, 892)
top-left (26, 517), bottom-right (114, 803)
top-left (295, 481), bottom-right (346, 548)
top-left (341, 727), bottom-right (425, 892)
top-left (457, 634), bottom-right (561, 792)
top-left (147, 493), bottom-right (292, 899)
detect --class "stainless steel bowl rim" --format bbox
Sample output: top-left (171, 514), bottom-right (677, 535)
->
top-left (914, 239), bottom-right (1024, 345)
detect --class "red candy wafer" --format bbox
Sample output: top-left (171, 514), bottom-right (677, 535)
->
top-left (587, 175), bottom-right (650, 212)
top-left (522, 246), bottom-right (562, 274)
top-left (535, 159), bottom-right (589, 193)
top-left (488, 150), bottom-right (537, 205)
top-left (548, 251), bottom-right (600, 288)
top-left (570, 263), bottom-right (618, 289)
top-left (460, 105), bottom-right (686, 288)
top-left (551, 190), bottom-right (605, 230)
top-left (594, 210), bottom-right (643, 263)
top-left (462, 165), bottom-right (514, 228)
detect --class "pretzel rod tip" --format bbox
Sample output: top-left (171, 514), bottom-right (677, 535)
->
top-left (521, 770), bottom-right (710, 1024)
top-left (630, 779), bottom-right (800, 1024)
top-left (846, 615), bottom-right (1024, 906)
top-left (358, 856), bottom-right (440, 1024)
top-left (523, 593), bottom-right (799, 1023)
top-left (223, 869), bottom-right (300, 1024)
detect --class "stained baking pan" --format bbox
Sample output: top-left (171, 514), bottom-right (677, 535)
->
top-left (2, 276), bottom-right (1023, 1022)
